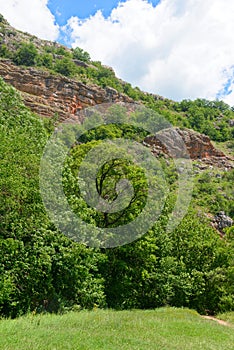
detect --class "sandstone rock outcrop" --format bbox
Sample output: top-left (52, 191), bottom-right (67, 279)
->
top-left (0, 60), bottom-right (133, 121)
top-left (144, 127), bottom-right (233, 168)
top-left (0, 58), bottom-right (232, 169)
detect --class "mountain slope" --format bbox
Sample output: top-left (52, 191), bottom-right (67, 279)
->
top-left (0, 15), bottom-right (234, 318)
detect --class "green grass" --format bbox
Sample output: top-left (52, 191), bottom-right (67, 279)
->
top-left (218, 312), bottom-right (234, 325)
top-left (0, 308), bottom-right (234, 350)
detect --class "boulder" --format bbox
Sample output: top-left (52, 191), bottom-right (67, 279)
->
top-left (144, 127), bottom-right (233, 168)
top-left (213, 211), bottom-right (233, 231)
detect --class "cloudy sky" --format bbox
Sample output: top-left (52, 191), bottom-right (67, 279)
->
top-left (0, 0), bottom-right (233, 106)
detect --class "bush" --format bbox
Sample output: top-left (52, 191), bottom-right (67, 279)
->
top-left (101, 213), bottom-right (232, 314)
top-left (37, 53), bottom-right (53, 69)
top-left (0, 44), bottom-right (12, 59)
top-left (72, 47), bottom-right (91, 62)
top-left (13, 42), bottom-right (38, 66)
top-left (54, 46), bottom-right (71, 57)
top-left (54, 57), bottom-right (76, 77)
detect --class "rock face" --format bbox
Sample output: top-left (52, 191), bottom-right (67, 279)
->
top-left (144, 127), bottom-right (233, 168)
top-left (212, 211), bottom-right (233, 233)
top-left (0, 60), bottom-right (133, 121)
top-left (0, 59), bottom-right (232, 168)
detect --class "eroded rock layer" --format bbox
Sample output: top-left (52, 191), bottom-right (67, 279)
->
top-left (0, 60), bottom-right (133, 121)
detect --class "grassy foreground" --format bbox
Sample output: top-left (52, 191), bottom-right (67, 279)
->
top-left (0, 308), bottom-right (234, 350)
top-left (218, 311), bottom-right (234, 325)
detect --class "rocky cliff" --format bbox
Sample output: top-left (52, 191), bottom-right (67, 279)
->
top-left (144, 127), bottom-right (233, 168)
top-left (0, 60), bottom-right (133, 121)
top-left (0, 58), bottom-right (232, 168)
top-left (0, 14), bottom-right (233, 170)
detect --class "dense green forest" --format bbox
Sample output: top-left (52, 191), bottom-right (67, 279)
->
top-left (0, 76), bottom-right (234, 318)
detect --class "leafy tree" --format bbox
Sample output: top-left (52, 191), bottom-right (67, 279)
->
top-left (0, 78), bottom-right (105, 317)
top-left (101, 212), bottom-right (232, 314)
top-left (170, 98), bottom-right (233, 142)
top-left (72, 47), bottom-right (91, 62)
top-left (0, 44), bottom-right (12, 59)
top-left (54, 46), bottom-right (71, 57)
top-left (37, 53), bottom-right (53, 69)
top-left (54, 57), bottom-right (76, 77)
top-left (13, 42), bottom-right (38, 66)
top-left (63, 140), bottom-right (149, 233)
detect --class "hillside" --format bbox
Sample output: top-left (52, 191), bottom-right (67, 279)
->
top-left (0, 14), bottom-right (233, 135)
top-left (0, 15), bottom-right (234, 318)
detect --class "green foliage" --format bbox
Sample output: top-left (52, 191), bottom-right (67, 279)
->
top-left (13, 42), bottom-right (38, 66)
top-left (173, 98), bottom-right (233, 142)
top-left (1, 26), bottom-right (234, 318)
top-left (72, 47), bottom-right (91, 62)
top-left (100, 212), bottom-right (233, 314)
top-left (0, 78), bottom-right (105, 317)
top-left (54, 57), bottom-right (77, 77)
top-left (60, 114), bottom-right (234, 314)
top-left (0, 43), bottom-right (12, 58)
top-left (86, 62), bottom-right (124, 91)
top-left (1, 81), bottom-right (233, 317)
top-left (43, 45), bottom-right (56, 53)
top-left (141, 97), bottom-right (234, 143)
top-left (0, 233), bottom-right (106, 317)
top-left (54, 46), bottom-right (71, 57)
top-left (37, 53), bottom-right (53, 69)
top-left (123, 83), bottom-right (141, 100)
top-left (63, 141), bottom-right (149, 232)
top-left (0, 14), bottom-right (5, 22)
top-left (192, 169), bottom-right (234, 217)
top-left (79, 122), bottom-right (147, 144)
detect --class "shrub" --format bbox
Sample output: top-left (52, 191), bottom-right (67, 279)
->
top-left (72, 47), bottom-right (91, 62)
top-left (54, 46), bottom-right (71, 57)
top-left (0, 44), bottom-right (12, 59)
top-left (37, 53), bottom-right (53, 69)
top-left (54, 57), bottom-right (76, 77)
top-left (13, 42), bottom-right (38, 66)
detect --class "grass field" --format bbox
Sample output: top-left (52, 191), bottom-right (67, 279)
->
top-left (0, 308), bottom-right (234, 350)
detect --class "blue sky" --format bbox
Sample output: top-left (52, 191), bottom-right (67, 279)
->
top-left (47, 0), bottom-right (160, 24)
top-left (0, 0), bottom-right (233, 106)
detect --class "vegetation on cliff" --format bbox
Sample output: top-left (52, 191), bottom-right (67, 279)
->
top-left (0, 16), bottom-right (234, 318)
top-left (0, 77), bottom-right (234, 318)
top-left (0, 16), bottom-right (234, 144)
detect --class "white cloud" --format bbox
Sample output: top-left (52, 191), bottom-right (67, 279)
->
top-left (0, 0), bottom-right (59, 40)
top-left (65, 0), bottom-right (234, 106)
top-left (224, 91), bottom-right (234, 106)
